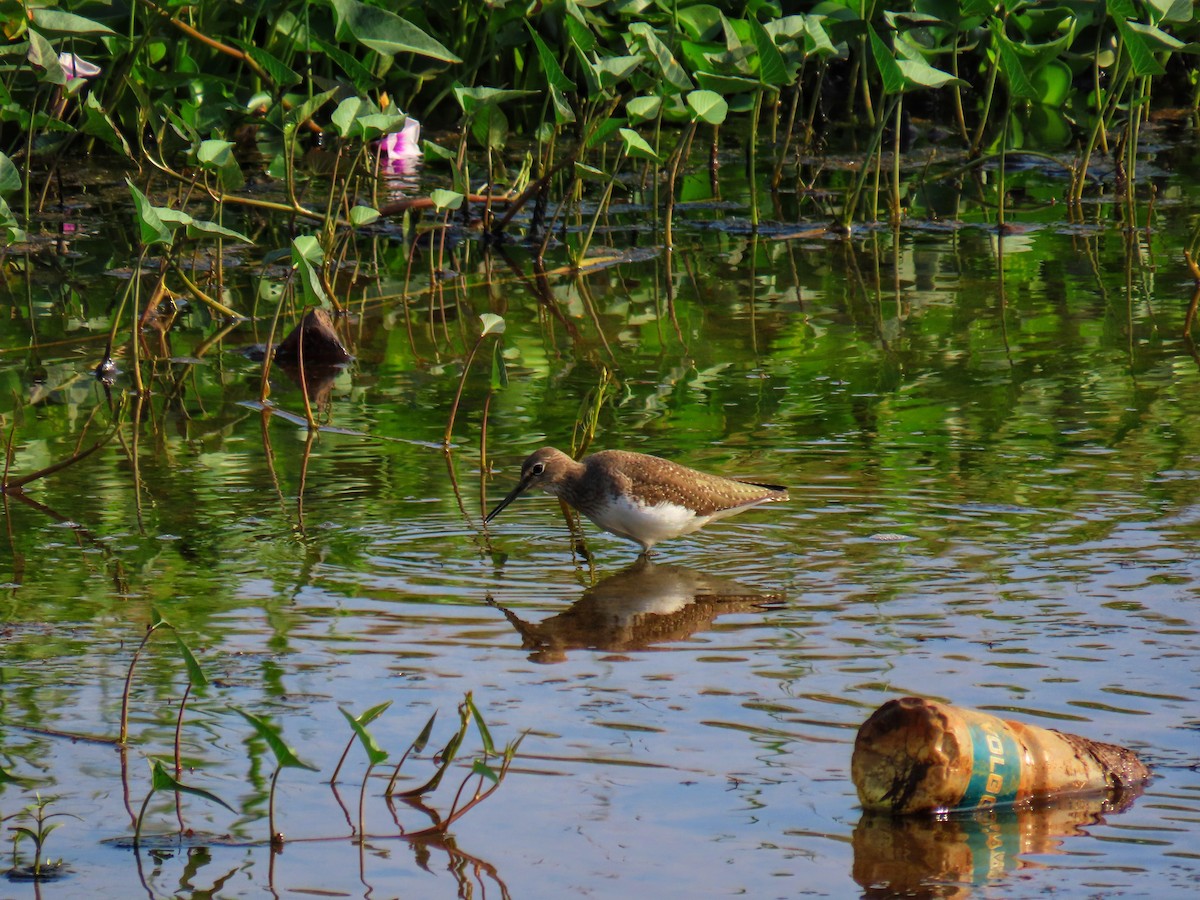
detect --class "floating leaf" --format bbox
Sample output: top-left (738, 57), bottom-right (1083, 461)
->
top-left (350, 205), bottom-right (380, 226)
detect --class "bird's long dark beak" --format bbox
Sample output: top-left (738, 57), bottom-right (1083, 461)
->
top-left (484, 475), bottom-right (533, 524)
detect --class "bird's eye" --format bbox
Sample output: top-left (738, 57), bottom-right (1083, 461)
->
top-left (531, 462), bottom-right (545, 476)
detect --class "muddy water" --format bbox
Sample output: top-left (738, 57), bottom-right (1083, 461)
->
top-left (1, 160), bottom-right (1199, 897)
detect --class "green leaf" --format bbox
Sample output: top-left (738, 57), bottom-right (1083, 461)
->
top-left (356, 701), bottom-right (393, 727)
top-left (465, 693), bottom-right (494, 754)
top-left (0, 152), bottom-right (21, 195)
top-left (30, 9), bottom-right (116, 35)
top-left (155, 207), bottom-right (195, 233)
top-left (1113, 17), bottom-right (1166, 75)
top-left (479, 313), bottom-right (505, 337)
top-left (291, 237), bottom-right (329, 305)
top-left (410, 711), bottom-right (438, 755)
top-left (471, 759), bottom-right (500, 784)
top-left (564, 13), bottom-right (596, 52)
top-left (627, 95), bottom-right (662, 122)
top-left (629, 22), bottom-right (693, 92)
top-left (350, 205), bottom-right (380, 226)
top-left (284, 87), bottom-right (339, 130)
top-left (233, 708), bottom-right (319, 771)
top-left (232, 39), bottom-right (302, 88)
top-left (490, 338), bottom-right (509, 390)
top-left (79, 94), bottom-right (132, 158)
top-left (171, 632), bottom-right (208, 690)
top-left (549, 84), bottom-right (576, 125)
top-left (1029, 60), bottom-right (1072, 107)
top-left (1124, 18), bottom-right (1187, 57)
top-left (991, 21), bottom-right (1039, 101)
top-left (314, 38), bottom-right (378, 92)
top-left (895, 57), bottom-right (964, 90)
top-left (585, 115), bottom-right (625, 149)
top-left (197, 140), bottom-right (235, 169)
top-left (678, 4), bottom-right (725, 41)
top-left (430, 188), bottom-right (464, 211)
top-left (339, 706), bottom-right (389, 766)
top-left (126, 180), bottom-right (172, 246)
top-left (471, 102), bottom-right (508, 150)
top-left (26, 30), bottom-right (66, 85)
top-left (292, 234), bottom-right (324, 265)
top-left (527, 22), bottom-right (575, 92)
top-left (330, 0), bottom-right (461, 63)
top-left (748, 17), bottom-right (791, 87)
top-left (618, 127), bottom-right (660, 162)
top-left (593, 55), bottom-right (643, 88)
top-left (695, 71), bottom-right (761, 94)
top-left (1145, 0), bottom-right (1193, 23)
top-left (356, 111), bottom-right (407, 140)
top-left (452, 86), bottom-right (536, 113)
top-left (331, 97), bottom-right (369, 138)
top-left (686, 90), bottom-right (728, 125)
top-left (149, 759), bottom-right (234, 812)
top-left (869, 28), bottom-right (906, 96)
top-left (574, 161), bottom-right (607, 180)
top-left (185, 218), bottom-right (254, 244)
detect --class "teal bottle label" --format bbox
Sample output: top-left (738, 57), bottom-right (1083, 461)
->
top-left (958, 719), bottom-right (1022, 808)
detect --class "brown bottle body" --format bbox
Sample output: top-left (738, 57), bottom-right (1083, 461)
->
top-left (852, 697), bottom-right (1151, 815)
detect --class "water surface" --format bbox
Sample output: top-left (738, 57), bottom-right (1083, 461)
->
top-left (1, 148), bottom-right (1199, 898)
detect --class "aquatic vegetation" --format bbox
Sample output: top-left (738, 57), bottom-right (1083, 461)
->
top-left (0, 2), bottom-right (1198, 896)
top-left (6, 795), bottom-right (74, 881)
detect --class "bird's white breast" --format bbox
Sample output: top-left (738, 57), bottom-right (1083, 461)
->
top-left (585, 493), bottom-right (709, 547)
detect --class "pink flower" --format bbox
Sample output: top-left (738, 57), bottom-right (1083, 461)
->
top-left (57, 52), bottom-right (101, 82)
top-left (381, 117), bottom-right (421, 159)
top-left (378, 117), bottom-right (422, 175)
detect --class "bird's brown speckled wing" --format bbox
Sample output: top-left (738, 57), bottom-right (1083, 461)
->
top-left (589, 450), bottom-right (787, 516)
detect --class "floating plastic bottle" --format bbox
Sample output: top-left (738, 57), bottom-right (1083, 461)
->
top-left (851, 697), bottom-right (1151, 815)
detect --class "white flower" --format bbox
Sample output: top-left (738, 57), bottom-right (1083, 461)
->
top-left (58, 52), bottom-right (101, 81)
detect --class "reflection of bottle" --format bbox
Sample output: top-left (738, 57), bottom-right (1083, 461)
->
top-left (852, 697), bottom-right (1150, 815)
top-left (852, 788), bottom-right (1144, 896)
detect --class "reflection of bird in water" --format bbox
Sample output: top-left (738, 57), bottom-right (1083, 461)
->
top-left (485, 447), bottom-right (788, 555)
top-left (488, 558), bottom-right (784, 663)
